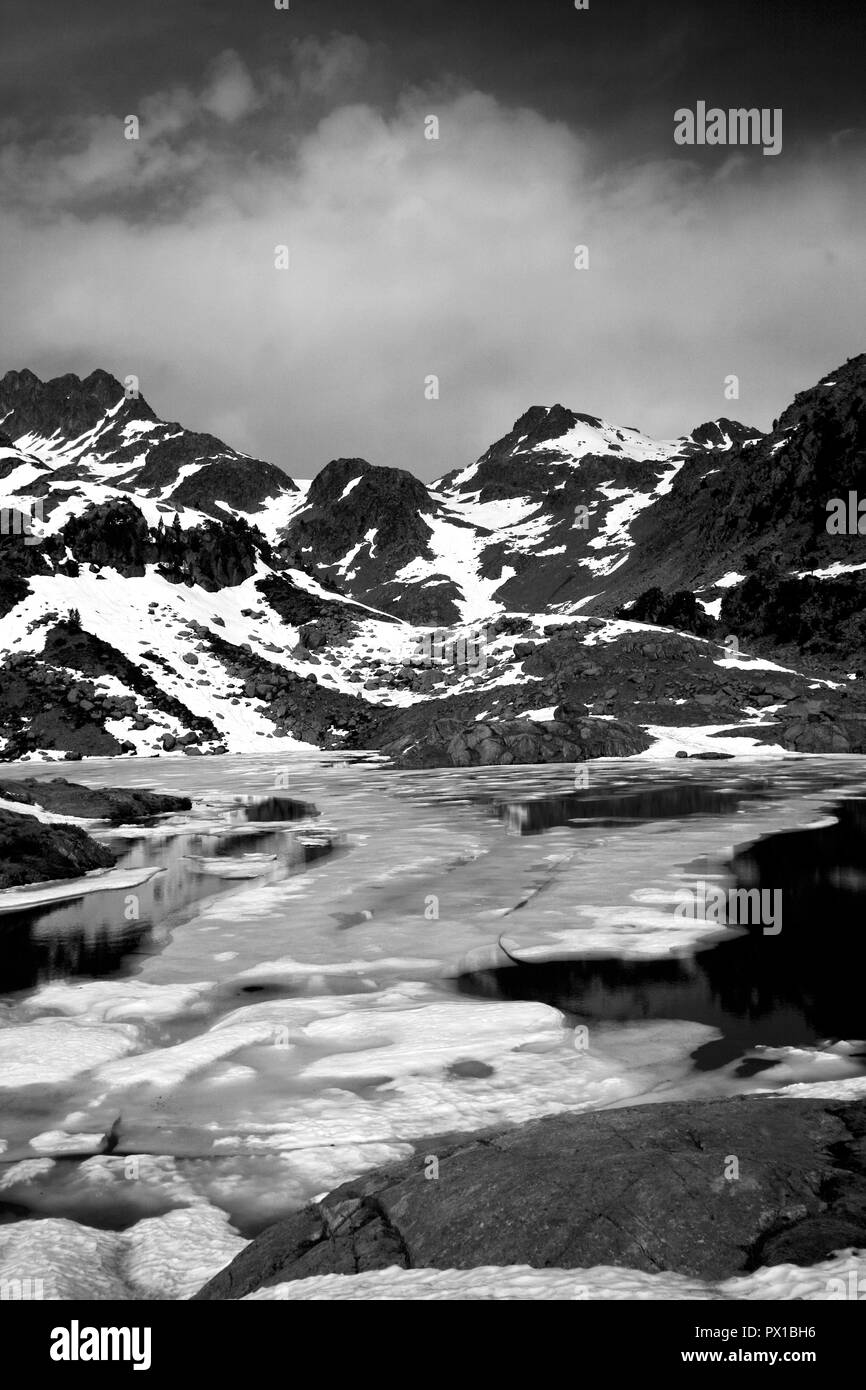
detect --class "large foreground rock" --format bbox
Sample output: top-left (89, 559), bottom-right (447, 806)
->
top-left (193, 1095), bottom-right (866, 1299)
top-left (0, 808), bottom-right (115, 888)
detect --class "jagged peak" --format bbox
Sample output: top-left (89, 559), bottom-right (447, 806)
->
top-left (306, 456), bottom-right (430, 511)
top-left (687, 418), bottom-right (763, 448)
top-left (0, 365), bottom-right (158, 442)
top-left (509, 404), bottom-right (581, 440)
top-left (0, 367), bottom-right (42, 391)
top-left (79, 368), bottom-right (127, 407)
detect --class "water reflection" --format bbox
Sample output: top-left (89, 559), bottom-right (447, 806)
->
top-left (0, 796), bottom-right (334, 993)
top-left (490, 779), bottom-right (772, 834)
top-left (458, 795), bottom-right (866, 1070)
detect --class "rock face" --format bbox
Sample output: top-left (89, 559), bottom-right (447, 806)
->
top-left (719, 561), bottom-right (866, 670)
top-left (779, 716), bottom-right (859, 753)
top-left (193, 1095), bottom-right (866, 1299)
top-left (0, 778), bottom-right (191, 822)
top-left (0, 519), bottom-right (55, 619)
top-left (0, 808), bottom-right (115, 888)
top-left (594, 352), bottom-right (866, 619)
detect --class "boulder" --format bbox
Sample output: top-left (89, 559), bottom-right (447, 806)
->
top-left (0, 808), bottom-right (115, 888)
top-left (0, 777), bottom-right (191, 822)
top-left (193, 1095), bottom-right (866, 1299)
top-left (780, 719), bottom-right (851, 753)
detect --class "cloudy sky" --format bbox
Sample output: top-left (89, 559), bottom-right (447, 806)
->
top-left (1, 0), bottom-right (864, 480)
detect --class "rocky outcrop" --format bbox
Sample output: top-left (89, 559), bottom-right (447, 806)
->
top-left (779, 715), bottom-right (865, 754)
top-left (256, 575), bottom-right (377, 648)
top-left (687, 418), bottom-right (763, 449)
top-left (348, 612), bottom-right (866, 763)
top-left (616, 586), bottom-right (714, 637)
top-left (61, 498), bottom-right (153, 577)
top-left (0, 524), bottom-right (57, 618)
top-left (61, 500), bottom-right (268, 590)
top-left (0, 651), bottom-right (129, 758)
top-left (517, 622), bottom-right (866, 736)
top-left (719, 560), bottom-right (866, 669)
top-left (153, 515), bottom-right (267, 592)
top-left (193, 1095), bottom-right (866, 1298)
top-left (380, 714), bottom-right (651, 768)
top-left (0, 808), bottom-right (115, 888)
top-left (0, 778), bottom-right (191, 822)
top-left (0, 620), bottom-right (219, 759)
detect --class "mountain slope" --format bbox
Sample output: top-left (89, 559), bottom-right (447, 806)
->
top-left (1, 355), bottom-right (864, 763)
top-left (0, 368), bottom-right (298, 529)
top-left (274, 402), bottom-right (766, 623)
top-left (596, 355), bottom-right (866, 609)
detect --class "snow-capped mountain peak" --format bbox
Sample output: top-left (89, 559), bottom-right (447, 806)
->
top-left (1, 354), bottom-right (864, 762)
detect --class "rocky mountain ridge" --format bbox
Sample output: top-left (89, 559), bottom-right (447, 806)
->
top-left (1, 355), bottom-right (864, 764)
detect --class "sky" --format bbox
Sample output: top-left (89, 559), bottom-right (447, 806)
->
top-left (1, 0), bottom-right (864, 480)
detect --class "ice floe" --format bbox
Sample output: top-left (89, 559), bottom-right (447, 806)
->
top-left (0, 865), bottom-right (165, 916)
top-left (23, 979), bottom-right (214, 1024)
top-left (0, 1019), bottom-right (139, 1088)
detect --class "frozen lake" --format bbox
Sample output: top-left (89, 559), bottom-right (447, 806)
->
top-left (1, 751), bottom-right (866, 1297)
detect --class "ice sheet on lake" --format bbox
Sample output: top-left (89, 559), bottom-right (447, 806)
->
top-left (3, 753), bottom-right (866, 1267)
top-left (83, 986), bottom-right (721, 1205)
top-left (0, 1018), bottom-right (139, 1088)
top-left (23, 979), bottom-right (214, 1023)
top-left (459, 904), bottom-right (740, 966)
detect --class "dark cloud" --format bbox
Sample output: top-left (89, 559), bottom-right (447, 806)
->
top-left (1, 3), bottom-right (864, 479)
top-left (4, 1), bottom-right (863, 154)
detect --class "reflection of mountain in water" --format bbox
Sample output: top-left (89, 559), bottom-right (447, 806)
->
top-left (491, 779), bottom-right (772, 834)
top-left (458, 796), bottom-right (866, 1071)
